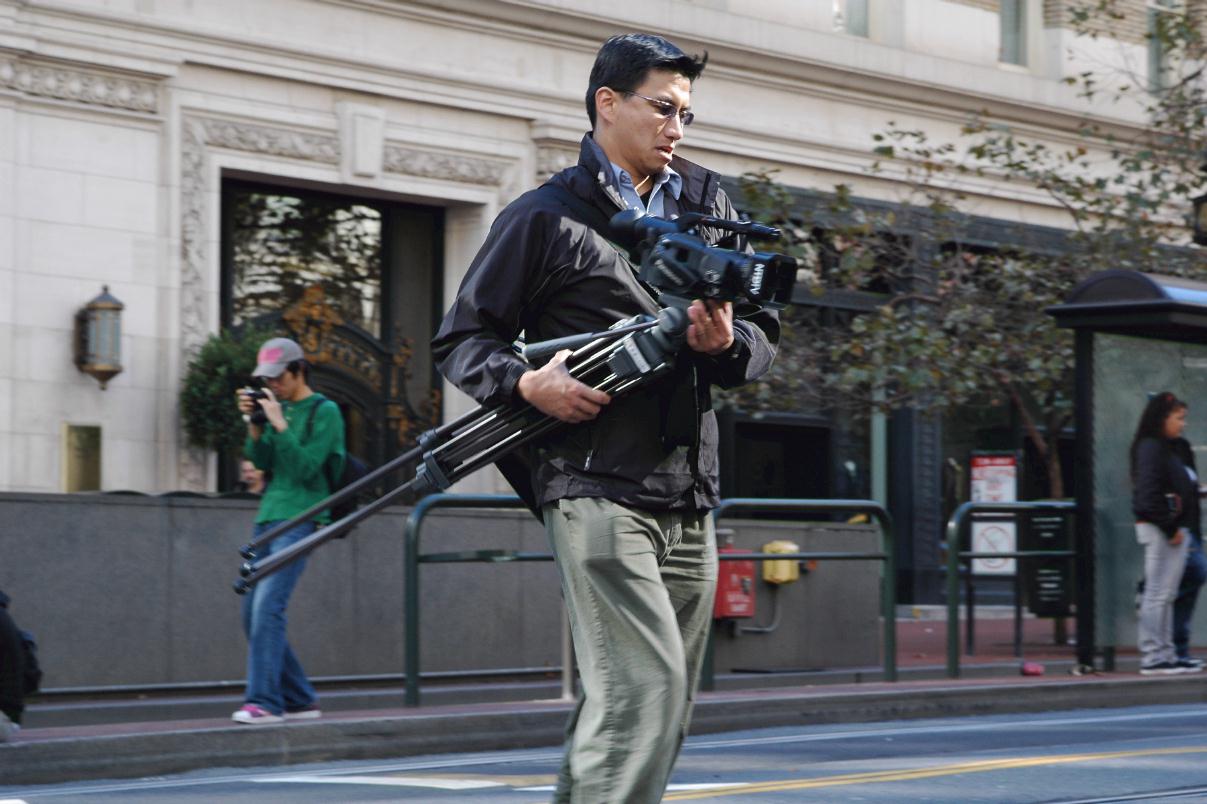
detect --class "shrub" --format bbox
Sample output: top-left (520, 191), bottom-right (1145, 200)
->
top-left (180, 327), bottom-right (273, 454)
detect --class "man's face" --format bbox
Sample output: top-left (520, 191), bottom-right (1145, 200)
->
top-left (263, 368), bottom-right (304, 402)
top-left (605, 69), bottom-right (692, 182)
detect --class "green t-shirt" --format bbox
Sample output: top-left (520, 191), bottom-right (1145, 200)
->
top-left (244, 392), bottom-right (346, 525)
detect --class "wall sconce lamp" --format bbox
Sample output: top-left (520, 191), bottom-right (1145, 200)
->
top-left (74, 285), bottom-right (124, 389)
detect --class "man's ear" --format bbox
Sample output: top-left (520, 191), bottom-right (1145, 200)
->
top-left (594, 86), bottom-right (620, 127)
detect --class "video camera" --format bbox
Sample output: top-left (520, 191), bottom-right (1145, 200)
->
top-left (610, 209), bottom-right (796, 309)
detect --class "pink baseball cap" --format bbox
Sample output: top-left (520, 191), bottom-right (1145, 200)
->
top-left (252, 338), bottom-right (305, 378)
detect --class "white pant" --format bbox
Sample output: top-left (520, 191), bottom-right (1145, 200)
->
top-left (1136, 522), bottom-right (1190, 666)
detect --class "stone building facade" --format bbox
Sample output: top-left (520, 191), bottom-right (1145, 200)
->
top-left (0, 1), bottom-right (1183, 601)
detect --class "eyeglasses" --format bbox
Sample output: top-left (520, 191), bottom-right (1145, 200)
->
top-left (623, 91), bottom-right (695, 126)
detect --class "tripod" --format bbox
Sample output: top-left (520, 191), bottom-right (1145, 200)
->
top-left (233, 306), bottom-right (690, 594)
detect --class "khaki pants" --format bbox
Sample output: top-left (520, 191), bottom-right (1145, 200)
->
top-left (545, 498), bottom-right (718, 804)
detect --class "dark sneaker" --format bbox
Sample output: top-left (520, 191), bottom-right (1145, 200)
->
top-left (1176, 658), bottom-right (1204, 671)
top-left (1140, 661), bottom-right (1183, 675)
top-left (284, 704), bottom-right (321, 721)
top-left (232, 704), bottom-right (284, 724)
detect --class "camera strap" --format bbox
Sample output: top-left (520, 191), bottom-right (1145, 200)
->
top-left (539, 183), bottom-right (663, 307)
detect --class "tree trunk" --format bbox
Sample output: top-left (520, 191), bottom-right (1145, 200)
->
top-left (1045, 433), bottom-right (1065, 499)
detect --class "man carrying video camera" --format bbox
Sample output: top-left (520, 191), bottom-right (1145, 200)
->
top-left (232, 337), bottom-right (345, 725)
top-left (433, 34), bottom-right (779, 803)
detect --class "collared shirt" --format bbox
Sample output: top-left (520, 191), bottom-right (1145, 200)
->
top-left (610, 161), bottom-right (682, 218)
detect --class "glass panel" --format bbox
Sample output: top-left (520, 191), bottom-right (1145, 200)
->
top-left (102, 310), bottom-right (120, 364)
top-left (228, 188), bottom-right (383, 337)
top-left (86, 315), bottom-right (99, 362)
top-left (1093, 333), bottom-right (1207, 650)
top-left (1000, 0), bottom-right (1026, 65)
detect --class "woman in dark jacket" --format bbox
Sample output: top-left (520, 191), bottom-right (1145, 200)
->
top-left (1131, 392), bottom-right (1198, 674)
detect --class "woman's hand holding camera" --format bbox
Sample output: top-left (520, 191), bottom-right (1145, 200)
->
top-left (237, 387), bottom-right (287, 435)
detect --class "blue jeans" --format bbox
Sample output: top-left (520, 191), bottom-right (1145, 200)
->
top-left (240, 520), bottom-right (318, 715)
top-left (1174, 533), bottom-right (1207, 660)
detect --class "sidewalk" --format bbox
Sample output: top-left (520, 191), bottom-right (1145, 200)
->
top-left (0, 614), bottom-right (1188, 787)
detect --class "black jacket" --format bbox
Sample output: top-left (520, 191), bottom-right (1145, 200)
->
top-left (432, 135), bottom-right (779, 512)
top-left (1133, 436), bottom-right (1199, 538)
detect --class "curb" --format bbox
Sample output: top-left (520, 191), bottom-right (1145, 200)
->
top-left (3, 675), bottom-right (1207, 786)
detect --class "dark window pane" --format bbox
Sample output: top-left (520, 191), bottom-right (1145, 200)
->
top-left (1000, 0), bottom-right (1026, 66)
top-left (229, 190), bottom-right (383, 337)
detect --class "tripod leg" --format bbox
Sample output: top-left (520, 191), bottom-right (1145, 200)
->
top-left (238, 405), bottom-right (506, 557)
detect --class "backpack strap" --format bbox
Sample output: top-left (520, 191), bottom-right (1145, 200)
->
top-left (302, 395), bottom-right (330, 441)
top-left (538, 182), bottom-right (662, 307)
top-left (539, 182), bottom-right (615, 241)
top-left (301, 396), bottom-right (344, 493)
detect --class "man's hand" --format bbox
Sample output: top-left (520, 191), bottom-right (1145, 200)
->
top-left (236, 389), bottom-right (257, 417)
top-left (257, 387), bottom-right (288, 433)
top-left (686, 300), bottom-right (734, 355)
top-left (237, 389), bottom-right (263, 440)
top-left (517, 350), bottom-right (611, 423)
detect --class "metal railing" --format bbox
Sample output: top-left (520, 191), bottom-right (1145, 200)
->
top-left (403, 495), bottom-right (896, 706)
top-left (403, 493), bottom-right (555, 706)
top-left (708, 498), bottom-right (896, 685)
top-left (944, 500), bottom-right (1077, 679)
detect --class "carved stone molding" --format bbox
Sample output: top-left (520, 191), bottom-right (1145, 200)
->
top-left (201, 118), bottom-right (339, 164)
top-left (0, 56), bottom-right (160, 113)
top-left (535, 144), bottom-right (578, 181)
top-left (176, 118), bottom-right (211, 490)
top-left (383, 144), bottom-right (507, 185)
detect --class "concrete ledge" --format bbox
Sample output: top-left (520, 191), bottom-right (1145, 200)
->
top-left (5, 675), bottom-right (1207, 786)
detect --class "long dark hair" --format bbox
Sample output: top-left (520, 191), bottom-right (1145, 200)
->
top-left (1130, 391), bottom-right (1188, 479)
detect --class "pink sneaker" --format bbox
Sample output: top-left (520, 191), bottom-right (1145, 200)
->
top-left (232, 704), bottom-right (284, 724)
top-left (284, 704), bottom-right (321, 721)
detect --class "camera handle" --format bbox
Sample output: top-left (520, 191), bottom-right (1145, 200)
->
top-left (233, 307), bottom-right (689, 594)
top-left (519, 317), bottom-right (660, 363)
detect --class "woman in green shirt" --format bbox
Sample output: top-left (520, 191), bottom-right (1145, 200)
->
top-left (233, 338), bottom-right (345, 725)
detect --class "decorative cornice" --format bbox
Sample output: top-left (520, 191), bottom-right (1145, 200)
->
top-left (383, 143), bottom-right (507, 185)
top-left (0, 56), bottom-right (160, 113)
top-left (200, 118), bottom-right (340, 163)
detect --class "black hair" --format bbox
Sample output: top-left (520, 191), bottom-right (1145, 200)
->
top-left (585, 33), bottom-right (708, 128)
top-left (1130, 391), bottom-right (1188, 479)
top-left (285, 359), bottom-right (309, 382)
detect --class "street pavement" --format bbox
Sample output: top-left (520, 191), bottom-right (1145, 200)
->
top-left (2, 612), bottom-right (1202, 790)
top-left (5, 704), bottom-right (1207, 802)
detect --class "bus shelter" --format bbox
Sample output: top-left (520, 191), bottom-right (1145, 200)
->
top-left (1052, 269), bottom-right (1207, 671)
top-left (1049, 270), bottom-right (1207, 669)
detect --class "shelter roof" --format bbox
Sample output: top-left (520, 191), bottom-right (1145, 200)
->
top-left (1048, 270), bottom-right (1207, 342)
